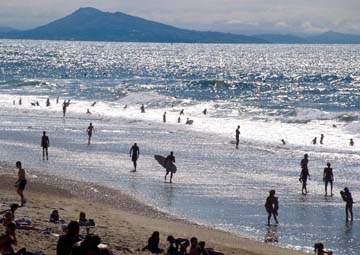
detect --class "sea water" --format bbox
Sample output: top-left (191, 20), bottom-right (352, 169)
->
top-left (0, 40), bottom-right (360, 254)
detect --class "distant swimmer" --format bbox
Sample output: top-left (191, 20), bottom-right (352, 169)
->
top-left (124, 105), bottom-right (127, 109)
top-left (18, 98), bottom-right (22, 105)
top-left (312, 137), bottom-right (317, 145)
top-left (129, 143), bottom-right (140, 172)
top-left (235, 125), bottom-right (240, 149)
top-left (332, 124), bottom-right (337, 128)
top-left (323, 162), bottom-right (333, 196)
top-left (265, 190), bottom-right (279, 226)
top-left (165, 152), bottom-right (176, 183)
top-left (46, 98), bottom-right (50, 107)
top-left (350, 139), bottom-right (354, 146)
top-left (281, 139), bottom-right (286, 145)
top-left (15, 161), bottom-right (27, 206)
top-left (86, 109), bottom-right (91, 114)
top-left (87, 123), bottom-right (94, 145)
top-left (91, 102), bottom-right (96, 107)
top-left (203, 108), bottom-right (207, 115)
top-left (31, 102), bottom-right (36, 106)
top-left (185, 118), bottom-right (193, 125)
top-left (178, 117), bottom-right (181, 123)
top-left (140, 104), bottom-right (145, 113)
top-left (163, 112), bottom-right (167, 123)
top-left (340, 187), bottom-right (353, 222)
top-left (179, 109), bottom-right (184, 115)
top-left (41, 131), bottom-right (50, 160)
top-left (320, 134), bottom-right (324, 144)
top-left (299, 154), bottom-right (310, 195)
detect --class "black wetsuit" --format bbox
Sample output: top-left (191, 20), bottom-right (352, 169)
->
top-left (41, 135), bottom-right (50, 160)
top-left (235, 128), bottom-right (240, 148)
top-left (130, 145), bottom-right (139, 162)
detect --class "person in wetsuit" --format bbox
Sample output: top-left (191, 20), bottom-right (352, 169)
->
top-left (165, 152), bottom-right (176, 183)
top-left (323, 162), bottom-right (334, 196)
top-left (265, 190), bottom-right (279, 226)
top-left (129, 143), bottom-right (140, 172)
top-left (41, 131), bottom-right (50, 160)
top-left (341, 187), bottom-right (354, 222)
top-left (87, 123), bottom-right (94, 145)
top-left (299, 154), bottom-right (310, 195)
top-left (235, 125), bottom-right (240, 149)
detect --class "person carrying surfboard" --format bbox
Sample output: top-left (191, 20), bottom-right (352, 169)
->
top-left (165, 152), bottom-right (176, 183)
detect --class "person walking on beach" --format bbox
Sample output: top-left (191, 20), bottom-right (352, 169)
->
top-left (235, 125), bottom-right (240, 149)
top-left (46, 98), bottom-right (50, 107)
top-left (41, 131), bottom-right (50, 160)
top-left (87, 123), bottom-right (94, 145)
top-left (340, 187), bottom-right (354, 222)
top-left (299, 154), bottom-right (310, 195)
top-left (165, 152), bottom-right (176, 183)
top-left (323, 162), bottom-right (334, 196)
top-left (129, 143), bottom-right (140, 172)
top-left (163, 112), bottom-right (167, 123)
top-left (265, 190), bottom-right (279, 226)
top-left (15, 161), bottom-right (27, 206)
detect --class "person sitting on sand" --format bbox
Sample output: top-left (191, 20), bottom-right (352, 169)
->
top-left (186, 118), bottom-right (193, 125)
top-left (189, 237), bottom-right (202, 255)
top-left (142, 231), bottom-right (164, 254)
top-left (199, 241), bottom-right (224, 255)
top-left (314, 242), bottom-right (331, 255)
top-left (0, 222), bottom-right (18, 254)
top-left (50, 210), bottom-right (65, 224)
top-left (350, 138), bottom-right (354, 146)
top-left (0, 204), bottom-right (18, 226)
top-left (265, 190), bottom-right (279, 226)
top-left (87, 123), bottom-right (94, 145)
top-left (79, 212), bottom-right (88, 226)
top-left (57, 221), bottom-right (81, 255)
top-left (15, 161), bottom-right (27, 206)
top-left (323, 163), bottom-right (334, 196)
top-left (166, 235), bottom-right (189, 255)
top-left (72, 234), bottom-right (113, 255)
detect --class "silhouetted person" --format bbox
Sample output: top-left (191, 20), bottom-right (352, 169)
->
top-left (199, 241), bottom-right (224, 255)
top-left (129, 143), bottom-right (140, 172)
top-left (314, 243), bottom-right (331, 255)
top-left (13, 100), bottom-right (15, 105)
top-left (165, 152), bottom-right (176, 183)
top-left (312, 137), bottom-right (317, 144)
top-left (36, 101), bottom-right (40, 106)
top-left (323, 162), bottom-right (333, 196)
top-left (142, 231), bottom-right (164, 254)
top-left (18, 98), bottom-right (22, 105)
top-left (265, 190), bottom-right (279, 226)
top-left (178, 116), bottom-right (181, 123)
top-left (341, 187), bottom-right (354, 222)
top-left (300, 154), bottom-right (310, 195)
top-left (87, 123), bottom-right (94, 145)
top-left (320, 134), bottom-right (324, 144)
top-left (124, 104), bottom-right (127, 109)
top-left (281, 139), bottom-right (286, 145)
top-left (41, 131), bottom-right (50, 160)
top-left (62, 100), bottom-right (67, 117)
top-left (350, 138), bottom-right (354, 146)
top-left (180, 109), bottom-right (184, 115)
top-left (56, 221), bottom-right (81, 255)
top-left (91, 102), bottom-right (96, 107)
top-left (46, 98), bottom-right (50, 107)
top-left (15, 161), bottom-right (26, 206)
top-left (189, 237), bottom-right (202, 255)
top-left (163, 112), bottom-right (167, 123)
top-left (167, 235), bottom-right (189, 255)
top-left (203, 108), bottom-right (207, 115)
top-left (235, 125), bottom-right (240, 149)
top-left (86, 109), bottom-right (91, 114)
top-left (56, 96), bottom-right (59, 104)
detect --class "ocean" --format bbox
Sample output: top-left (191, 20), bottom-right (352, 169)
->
top-left (0, 39), bottom-right (360, 254)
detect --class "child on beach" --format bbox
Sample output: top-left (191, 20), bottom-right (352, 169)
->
top-left (314, 243), bottom-right (332, 255)
top-left (15, 161), bottom-right (27, 206)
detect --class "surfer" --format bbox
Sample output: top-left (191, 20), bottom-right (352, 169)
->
top-left (129, 143), bottom-right (140, 172)
top-left (265, 190), bottom-right (279, 226)
top-left (163, 112), bottom-right (167, 123)
top-left (91, 102), bottom-right (96, 107)
top-left (140, 104), bottom-right (145, 113)
top-left (87, 123), bottom-right (94, 145)
top-left (340, 187), bottom-right (353, 222)
top-left (350, 138), bottom-right (354, 146)
top-left (165, 152), bottom-right (176, 183)
top-left (320, 134), bottom-right (324, 144)
top-left (312, 137), bottom-right (317, 145)
top-left (203, 108), bottom-right (207, 115)
top-left (41, 131), bottom-right (50, 160)
top-left (299, 154), bottom-right (310, 195)
top-left (15, 161), bottom-right (27, 206)
top-left (46, 98), bottom-right (50, 107)
top-left (323, 162), bottom-right (333, 196)
top-left (235, 125), bottom-right (240, 149)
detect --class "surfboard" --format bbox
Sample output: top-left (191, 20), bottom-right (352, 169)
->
top-left (340, 191), bottom-right (347, 202)
top-left (154, 155), bottom-right (177, 173)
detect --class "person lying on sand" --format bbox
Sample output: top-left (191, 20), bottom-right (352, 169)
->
top-left (199, 241), bottom-right (224, 255)
top-left (167, 235), bottom-right (189, 255)
top-left (72, 234), bottom-right (113, 255)
top-left (142, 231), bottom-right (164, 254)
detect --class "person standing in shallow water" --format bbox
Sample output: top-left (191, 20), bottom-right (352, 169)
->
top-left (165, 152), bottom-right (176, 183)
top-left (340, 187), bottom-right (354, 222)
top-left (129, 143), bottom-right (140, 172)
top-left (320, 134), bottom-right (324, 144)
top-left (163, 112), bottom-right (166, 123)
top-left (323, 162), bottom-right (334, 196)
top-left (299, 154), bottom-right (310, 195)
top-left (15, 161), bottom-right (27, 206)
top-left (41, 131), bottom-right (50, 160)
top-left (265, 190), bottom-right (279, 226)
top-left (87, 123), bottom-right (94, 145)
top-left (235, 125), bottom-right (240, 149)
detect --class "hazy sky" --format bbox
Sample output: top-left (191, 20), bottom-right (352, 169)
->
top-left (1, 0), bottom-right (359, 35)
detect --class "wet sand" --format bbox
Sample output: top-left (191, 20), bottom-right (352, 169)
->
top-left (0, 161), bottom-right (307, 255)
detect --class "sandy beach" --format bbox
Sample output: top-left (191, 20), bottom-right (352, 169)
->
top-left (0, 161), bottom-right (308, 255)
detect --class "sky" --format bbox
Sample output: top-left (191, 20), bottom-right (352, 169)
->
top-left (0, 0), bottom-right (359, 35)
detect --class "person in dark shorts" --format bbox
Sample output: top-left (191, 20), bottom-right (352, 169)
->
top-left (165, 152), bottom-right (176, 183)
top-left (140, 104), bottom-right (145, 113)
top-left (129, 143), bottom-right (140, 172)
top-left (87, 123), bottom-right (94, 145)
top-left (235, 125), bottom-right (240, 149)
top-left (15, 161), bottom-right (27, 206)
top-left (265, 190), bottom-right (279, 226)
top-left (299, 154), bottom-right (310, 195)
top-left (340, 187), bottom-right (354, 222)
top-left (323, 162), bottom-right (334, 196)
top-left (41, 131), bottom-right (50, 160)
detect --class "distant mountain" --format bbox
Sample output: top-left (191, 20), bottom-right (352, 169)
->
top-left (306, 31), bottom-right (360, 44)
top-left (1, 7), bottom-right (266, 43)
top-left (0, 26), bottom-right (17, 33)
top-left (254, 34), bottom-right (308, 44)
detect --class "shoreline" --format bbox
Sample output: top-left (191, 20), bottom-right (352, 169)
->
top-left (0, 161), bottom-right (307, 255)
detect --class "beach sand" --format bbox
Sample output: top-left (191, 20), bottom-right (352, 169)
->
top-left (0, 161), bottom-right (307, 255)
